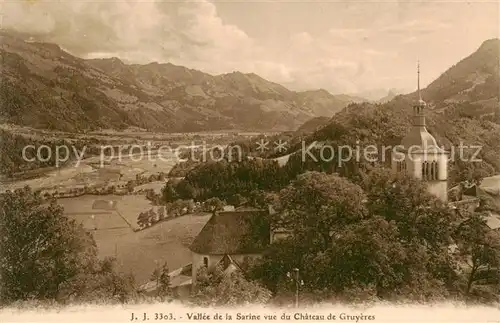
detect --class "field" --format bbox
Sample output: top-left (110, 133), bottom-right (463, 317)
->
top-left (57, 194), bottom-right (211, 284)
top-left (2, 131), bottom-right (208, 285)
top-left (58, 194), bottom-right (155, 230)
top-left (1, 151), bottom-right (177, 193)
top-left (1, 128), bottom-right (270, 286)
top-left (115, 194), bottom-right (158, 228)
top-left (99, 213), bottom-right (211, 284)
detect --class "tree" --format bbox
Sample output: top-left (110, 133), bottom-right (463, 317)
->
top-left (227, 194), bottom-right (247, 207)
top-left (137, 212), bottom-right (149, 229)
top-left (449, 149), bottom-right (495, 187)
top-left (477, 195), bottom-right (500, 213)
top-left (203, 197), bottom-right (226, 216)
top-left (157, 206), bottom-right (165, 221)
top-left (186, 199), bottom-right (196, 214)
top-left (247, 189), bottom-right (268, 209)
top-left (171, 199), bottom-right (187, 217)
top-left (276, 171), bottom-right (367, 250)
top-left (126, 181), bottom-right (135, 193)
top-left (162, 181), bottom-right (179, 203)
top-left (252, 169), bottom-right (461, 302)
top-left (146, 189), bottom-right (158, 204)
top-left (0, 188), bottom-right (135, 304)
top-left (454, 213), bottom-right (500, 301)
top-left (59, 257), bottom-right (137, 304)
top-left (191, 265), bottom-right (272, 307)
top-left (0, 187), bottom-right (110, 304)
top-left (148, 208), bottom-right (158, 224)
top-left (151, 262), bottom-right (172, 300)
top-left (362, 167), bottom-right (457, 248)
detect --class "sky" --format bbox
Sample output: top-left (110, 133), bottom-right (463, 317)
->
top-left (2, 0), bottom-right (499, 97)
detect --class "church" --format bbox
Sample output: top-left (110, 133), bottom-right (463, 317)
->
top-left (391, 63), bottom-right (449, 202)
top-left (391, 64), bottom-right (500, 232)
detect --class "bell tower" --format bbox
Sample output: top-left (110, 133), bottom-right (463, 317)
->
top-left (392, 62), bottom-right (449, 202)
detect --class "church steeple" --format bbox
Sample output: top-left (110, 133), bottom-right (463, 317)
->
top-left (393, 62), bottom-right (449, 203)
top-left (417, 60), bottom-right (421, 99)
top-left (413, 61), bottom-right (426, 127)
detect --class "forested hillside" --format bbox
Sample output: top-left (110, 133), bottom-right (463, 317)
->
top-left (0, 30), bottom-right (360, 133)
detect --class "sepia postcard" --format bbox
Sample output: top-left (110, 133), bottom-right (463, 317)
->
top-left (0, 0), bottom-right (499, 322)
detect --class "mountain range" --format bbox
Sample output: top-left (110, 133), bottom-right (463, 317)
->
top-left (293, 38), bottom-right (500, 179)
top-left (300, 39), bottom-right (499, 132)
top-left (0, 30), bottom-right (363, 133)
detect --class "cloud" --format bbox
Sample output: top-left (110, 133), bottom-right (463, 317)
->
top-left (2, 0), bottom-right (257, 67)
top-left (1, 0), bottom-right (498, 96)
top-left (380, 19), bottom-right (452, 35)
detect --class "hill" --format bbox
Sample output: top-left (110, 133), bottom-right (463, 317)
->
top-left (0, 30), bottom-right (357, 133)
top-left (398, 38), bottom-right (500, 123)
top-left (295, 116), bottom-right (331, 134)
top-left (280, 39), bottom-right (500, 183)
top-left (377, 89), bottom-right (401, 104)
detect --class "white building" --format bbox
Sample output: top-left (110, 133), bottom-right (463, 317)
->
top-left (392, 63), bottom-right (449, 202)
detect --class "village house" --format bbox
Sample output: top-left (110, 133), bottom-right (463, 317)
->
top-left (189, 207), bottom-right (271, 285)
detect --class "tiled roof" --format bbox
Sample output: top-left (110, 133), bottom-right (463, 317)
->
top-left (189, 210), bottom-right (270, 255)
top-left (400, 127), bottom-right (444, 152)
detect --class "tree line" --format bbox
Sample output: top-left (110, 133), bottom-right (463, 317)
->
top-left (249, 170), bottom-right (500, 304)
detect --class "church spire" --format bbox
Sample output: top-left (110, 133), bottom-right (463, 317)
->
top-left (417, 60), bottom-right (421, 100)
top-left (416, 60), bottom-right (426, 107)
top-left (413, 60), bottom-right (426, 126)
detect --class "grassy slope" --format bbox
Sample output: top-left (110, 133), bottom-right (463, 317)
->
top-left (96, 213), bottom-right (211, 284)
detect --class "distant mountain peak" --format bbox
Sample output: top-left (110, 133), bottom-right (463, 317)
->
top-left (478, 38), bottom-right (500, 51)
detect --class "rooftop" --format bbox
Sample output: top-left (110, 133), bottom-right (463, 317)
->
top-left (189, 210), bottom-right (270, 255)
top-left (400, 127), bottom-right (444, 152)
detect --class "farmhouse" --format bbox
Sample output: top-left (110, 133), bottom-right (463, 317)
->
top-left (189, 207), bottom-right (271, 285)
top-left (139, 206), bottom-right (278, 295)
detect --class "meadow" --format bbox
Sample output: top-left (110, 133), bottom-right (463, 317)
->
top-left (0, 128), bottom-right (268, 286)
top-left (57, 194), bottom-right (211, 284)
top-left (98, 213), bottom-right (210, 284)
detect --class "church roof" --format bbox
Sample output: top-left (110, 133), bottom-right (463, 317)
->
top-left (400, 127), bottom-right (444, 152)
top-left (189, 210), bottom-right (270, 255)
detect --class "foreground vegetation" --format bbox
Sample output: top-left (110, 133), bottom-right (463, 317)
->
top-left (2, 165), bottom-right (499, 307)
